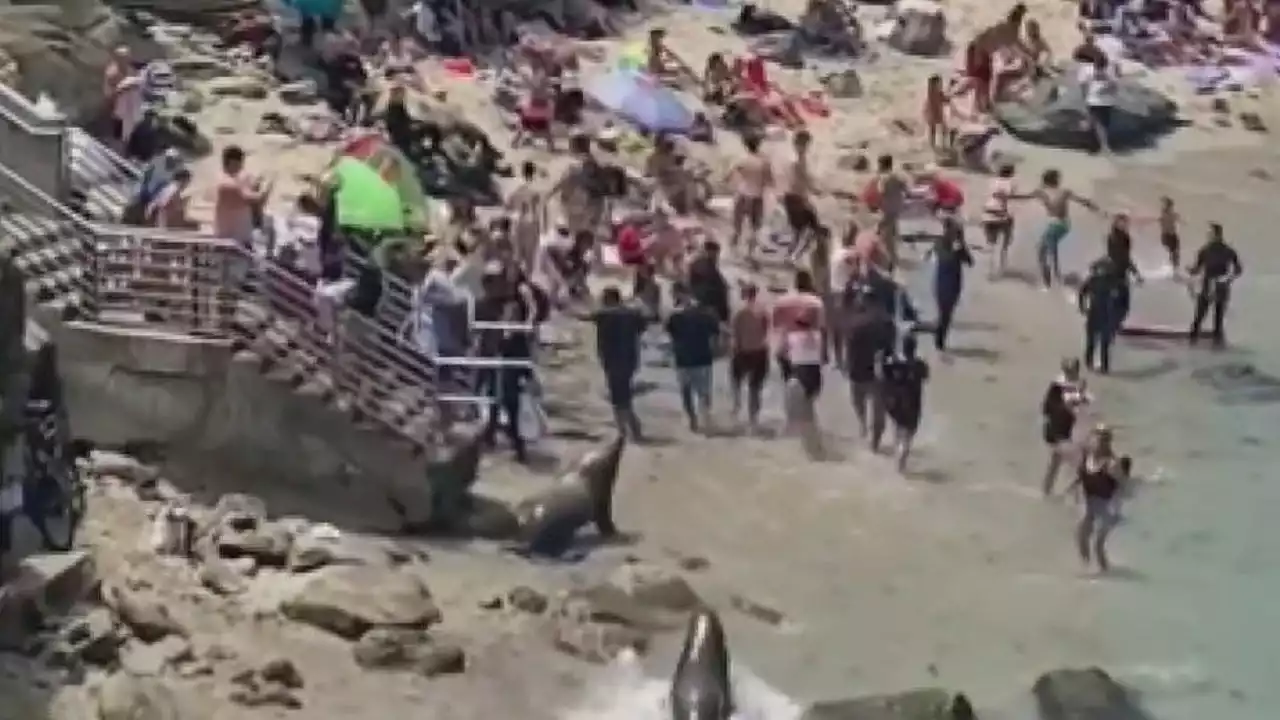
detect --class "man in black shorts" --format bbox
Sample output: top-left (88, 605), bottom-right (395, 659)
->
top-left (781, 130), bottom-right (821, 260)
top-left (879, 334), bottom-right (929, 472)
top-left (1040, 357), bottom-right (1087, 495)
top-left (843, 283), bottom-right (894, 442)
top-left (729, 283), bottom-right (771, 430)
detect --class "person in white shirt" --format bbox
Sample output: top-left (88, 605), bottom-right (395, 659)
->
top-left (1079, 54), bottom-right (1117, 154)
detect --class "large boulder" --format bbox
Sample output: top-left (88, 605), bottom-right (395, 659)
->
top-left (888, 0), bottom-right (948, 57)
top-left (993, 72), bottom-right (1178, 151)
top-left (1033, 667), bottom-right (1153, 720)
top-left (802, 688), bottom-right (963, 720)
top-left (280, 565), bottom-right (442, 640)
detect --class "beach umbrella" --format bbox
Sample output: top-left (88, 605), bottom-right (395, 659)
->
top-left (339, 132), bottom-right (433, 229)
top-left (587, 70), bottom-right (696, 133)
top-left (332, 158), bottom-right (407, 233)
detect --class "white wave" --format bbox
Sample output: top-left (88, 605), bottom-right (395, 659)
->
top-left (561, 653), bottom-right (804, 720)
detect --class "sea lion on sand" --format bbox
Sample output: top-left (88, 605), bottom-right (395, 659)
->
top-left (513, 434), bottom-right (625, 557)
top-left (670, 608), bottom-right (733, 720)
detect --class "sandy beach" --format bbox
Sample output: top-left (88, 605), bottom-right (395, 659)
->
top-left (7, 0), bottom-right (1280, 718)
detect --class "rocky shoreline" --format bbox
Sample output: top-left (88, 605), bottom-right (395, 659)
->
top-left (0, 440), bottom-right (1162, 720)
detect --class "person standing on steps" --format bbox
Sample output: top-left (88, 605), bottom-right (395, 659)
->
top-left (1066, 425), bottom-right (1127, 574)
top-left (1032, 169), bottom-right (1101, 290)
top-left (589, 286), bottom-right (649, 440)
top-left (1187, 222), bottom-right (1242, 348)
top-left (1077, 257), bottom-right (1125, 373)
top-left (729, 282), bottom-right (771, 432)
top-left (1040, 358), bottom-right (1089, 496)
top-left (927, 211), bottom-right (974, 352)
top-left (665, 285), bottom-right (722, 433)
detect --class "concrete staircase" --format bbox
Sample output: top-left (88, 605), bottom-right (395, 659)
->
top-left (0, 93), bottom-right (451, 537)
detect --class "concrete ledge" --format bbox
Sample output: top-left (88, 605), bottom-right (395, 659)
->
top-left (0, 551), bottom-right (95, 651)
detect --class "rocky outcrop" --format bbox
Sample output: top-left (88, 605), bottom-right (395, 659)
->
top-left (802, 689), bottom-right (969, 720)
top-left (1033, 667), bottom-right (1154, 720)
top-left (280, 564), bottom-right (442, 640)
top-left (994, 72), bottom-right (1178, 151)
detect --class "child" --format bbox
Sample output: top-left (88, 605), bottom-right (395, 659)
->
top-left (1158, 196), bottom-right (1181, 275)
top-left (923, 74), bottom-right (950, 150)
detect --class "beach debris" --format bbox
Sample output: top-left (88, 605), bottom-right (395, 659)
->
top-left (1240, 112), bottom-right (1267, 133)
top-left (729, 594), bottom-right (786, 626)
top-left (1033, 667), bottom-right (1151, 720)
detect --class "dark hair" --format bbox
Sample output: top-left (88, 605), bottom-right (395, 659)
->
top-left (998, 163), bottom-right (1015, 178)
top-left (1042, 168), bottom-right (1061, 187)
top-left (522, 161), bottom-right (537, 180)
top-left (877, 154), bottom-right (894, 172)
top-left (794, 129), bottom-right (812, 146)
top-left (743, 134), bottom-right (762, 153)
top-left (569, 133), bottom-right (592, 155)
top-left (1008, 2), bottom-right (1027, 23)
top-left (601, 286), bottom-right (622, 305)
top-left (703, 239), bottom-right (721, 255)
top-left (173, 168), bottom-right (193, 182)
top-left (222, 145), bottom-right (245, 166)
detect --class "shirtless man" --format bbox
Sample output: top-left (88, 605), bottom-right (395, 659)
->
top-left (728, 133), bottom-right (774, 262)
top-left (547, 134), bottom-right (607, 264)
top-left (871, 155), bottom-right (908, 268)
top-left (780, 130), bottom-right (822, 262)
top-left (1031, 168), bottom-right (1101, 290)
top-left (506, 161), bottom-right (546, 271)
top-left (647, 28), bottom-right (698, 84)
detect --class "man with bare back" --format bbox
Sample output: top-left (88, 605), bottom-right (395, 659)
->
top-left (728, 133), bottom-right (774, 263)
top-left (780, 130), bottom-right (822, 262)
top-left (506, 161), bottom-right (545, 270)
top-left (1031, 168), bottom-right (1102, 290)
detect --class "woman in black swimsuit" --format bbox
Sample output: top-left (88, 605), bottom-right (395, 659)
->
top-left (1068, 425), bottom-right (1126, 573)
top-left (1041, 358), bottom-right (1087, 496)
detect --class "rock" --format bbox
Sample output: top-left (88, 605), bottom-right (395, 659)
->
top-left (278, 80), bottom-right (319, 105)
top-left (287, 527), bottom-right (393, 572)
top-left (281, 566), bottom-right (441, 640)
top-left (801, 688), bottom-right (957, 720)
top-left (606, 564), bottom-right (703, 613)
top-left (552, 620), bottom-right (649, 664)
top-left (888, 0), bottom-right (949, 57)
top-left (204, 75), bottom-right (269, 100)
top-left (259, 657), bottom-right (304, 689)
top-left (207, 493), bottom-right (267, 532)
top-left (994, 75), bottom-right (1178, 150)
top-left (1211, 98), bottom-right (1230, 113)
top-left (174, 90), bottom-right (204, 114)
top-left (103, 584), bottom-right (186, 643)
top-left (90, 450), bottom-right (160, 485)
top-left (95, 673), bottom-right (182, 720)
top-left (120, 635), bottom-right (193, 677)
top-left (821, 69), bottom-right (864, 99)
top-left (353, 628), bottom-right (426, 669)
top-left (198, 560), bottom-right (247, 596)
top-left (508, 586), bottom-right (549, 614)
top-left (729, 594), bottom-right (786, 626)
top-left (1240, 112), bottom-right (1267, 133)
top-left (217, 524), bottom-right (291, 567)
top-left (229, 680), bottom-right (303, 710)
top-left (64, 608), bottom-right (121, 665)
top-left (415, 642), bottom-right (466, 677)
top-left (1033, 667), bottom-right (1150, 720)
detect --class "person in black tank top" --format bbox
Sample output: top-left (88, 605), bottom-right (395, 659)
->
top-left (1041, 358), bottom-right (1088, 496)
top-left (1067, 426), bottom-right (1126, 573)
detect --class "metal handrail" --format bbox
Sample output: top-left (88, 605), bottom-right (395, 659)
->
top-left (0, 83), bottom-right (65, 136)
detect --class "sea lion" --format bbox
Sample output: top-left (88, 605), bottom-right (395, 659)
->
top-left (513, 434), bottom-right (625, 557)
top-left (670, 608), bottom-right (733, 720)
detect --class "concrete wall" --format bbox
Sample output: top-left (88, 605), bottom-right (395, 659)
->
top-left (44, 314), bottom-right (430, 530)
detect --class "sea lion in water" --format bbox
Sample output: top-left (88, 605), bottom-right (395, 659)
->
top-left (670, 608), bottom-right (733, 720)
top-left (513, 434), bottom-right (625, 557)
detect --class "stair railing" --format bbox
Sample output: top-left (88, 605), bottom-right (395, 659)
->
top-left (0, 83), bottom-right (71, 204)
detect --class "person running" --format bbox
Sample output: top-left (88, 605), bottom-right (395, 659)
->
top-left (729, 282), bottom-right (771, 430)
top-left (780, 130), bottom-right (822, 261)
top-left (506, 161), bottom-right (546, 271)
top-left (1158, 196), bottom-right (1182, 275)
top-left (728, 133), bottom-right (774, 261)
top-left (1066, 425), bottom-right (1127, 573)
top-left (843, 281), bottom-right (895, 441)
top-left (927, 212), bottom-right (974, 352)
top-left (589, 286), bottom-right (649, 439)
top-left (879, 334), bottom-right (929, 472)
top-left (870, 155), bottom-right (908, 269)
top-left (666, 285), bottom-right (722, 432)
top-left (1032, 169), bottom-right (1101, 290)
top-left (1077, 257), bottom-right (1126, 373)
top-left (980, 163), bottom-right (1025, 278)
top-left (1187, 222), bottom-right (1243, 347)
top-left (1040, 357), bottom-right (1089, 496)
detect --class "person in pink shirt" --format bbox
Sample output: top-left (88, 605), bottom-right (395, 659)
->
top-left (771, 269), bottom-right (825, 396)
